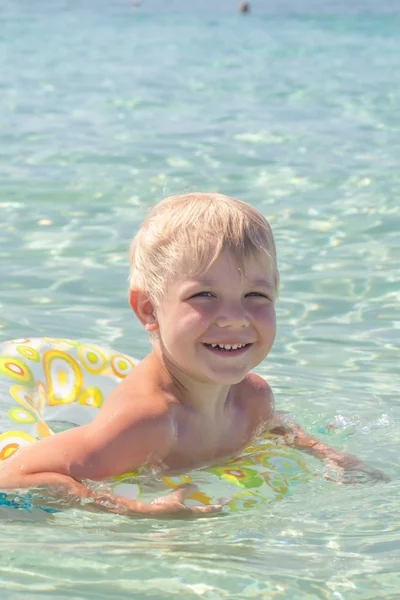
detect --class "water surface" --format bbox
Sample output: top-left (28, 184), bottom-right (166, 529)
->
top-left (0, 1), bottom-right (399, 598)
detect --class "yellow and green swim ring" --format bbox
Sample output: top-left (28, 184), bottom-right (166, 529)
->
top-left (0, 337), bottom-right (306, 512)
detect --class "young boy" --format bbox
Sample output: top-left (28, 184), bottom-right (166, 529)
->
top-left (0, 193), bottom-right (388, 517)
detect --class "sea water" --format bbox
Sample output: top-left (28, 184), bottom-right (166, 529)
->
top-left (0, 0), bottom-right (399, 598)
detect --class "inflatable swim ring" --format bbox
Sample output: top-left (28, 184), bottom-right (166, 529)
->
top-left (0, 337), bottom-right (305, 512)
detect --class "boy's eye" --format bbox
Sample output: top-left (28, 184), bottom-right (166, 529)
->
top-left (246, 292), bottom-right (272, 300)
top-left (190, 291), bottom-right (214, 298)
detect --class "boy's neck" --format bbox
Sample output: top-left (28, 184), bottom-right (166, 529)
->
top-left (149, 346), bottom-right (232, 418)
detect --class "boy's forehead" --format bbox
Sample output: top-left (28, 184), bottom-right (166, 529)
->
top-left (174, 249), bottom-right (274, 283)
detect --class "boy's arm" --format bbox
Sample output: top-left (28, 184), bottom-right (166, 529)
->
top-left (249, 375), bottom-right (389, 483)
top-left (0, 470), bottom-right (222, 517)
top-left (0, 419), bottom-right (224, 517)
top-left (266, 410), bottom-right (389, 483)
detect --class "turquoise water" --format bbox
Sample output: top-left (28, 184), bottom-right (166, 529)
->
top-left (1, 0), bottom-right (399, 598)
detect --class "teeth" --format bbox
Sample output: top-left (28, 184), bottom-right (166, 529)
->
top-left (209, 343), bottom-right (247, 350)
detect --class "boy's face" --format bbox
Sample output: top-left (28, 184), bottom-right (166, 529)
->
top-left (152, 248), bottom-right (276, 386)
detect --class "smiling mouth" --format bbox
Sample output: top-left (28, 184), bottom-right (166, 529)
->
top-left (203, 343), bottom-right (252, 353)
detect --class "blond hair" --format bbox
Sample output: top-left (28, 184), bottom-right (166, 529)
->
top-left (129, 192), bottom-right (279, 303)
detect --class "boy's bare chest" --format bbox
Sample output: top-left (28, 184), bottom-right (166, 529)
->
top-left (163, 411), bottom-right (253, 471)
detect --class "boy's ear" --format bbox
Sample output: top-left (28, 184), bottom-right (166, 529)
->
top-left (129, 290), bottom-right (159, 332)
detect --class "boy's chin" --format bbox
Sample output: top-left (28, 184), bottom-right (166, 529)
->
top-left (200, 368), bottom-right (249, 386)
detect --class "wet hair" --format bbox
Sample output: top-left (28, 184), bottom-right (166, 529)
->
top-left (128, 192), bottom-right (279, 304)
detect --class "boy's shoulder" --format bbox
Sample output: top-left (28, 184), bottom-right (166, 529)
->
top-left (235, 372), bottom-right (275, 425)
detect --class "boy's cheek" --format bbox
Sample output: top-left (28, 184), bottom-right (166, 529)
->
top-left (263, 306), bottom-right (276, 327)
top-left (253, 306), bottom-right (275, 331)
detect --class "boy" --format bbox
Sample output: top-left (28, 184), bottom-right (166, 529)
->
top-left (0, 193), bottom-right (388, 517)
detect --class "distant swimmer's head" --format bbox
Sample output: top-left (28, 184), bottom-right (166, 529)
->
top-left (128, 192), bottom-right (279, 312)
top-left (239, 2), bottom-right (250, 13)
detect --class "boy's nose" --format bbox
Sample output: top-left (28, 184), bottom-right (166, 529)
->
top-left (216, 303), bottom-right (249, 328)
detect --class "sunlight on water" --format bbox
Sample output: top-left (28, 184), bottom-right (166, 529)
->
top-left (0, 0), bottom-right (399, 598)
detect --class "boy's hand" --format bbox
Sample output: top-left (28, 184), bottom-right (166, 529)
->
top-left (321, 449), bottom-right (390, 485)
top-left (89, 483), bottom-right (229, 518)
top-left (148, 484), bottom-right (229, 517)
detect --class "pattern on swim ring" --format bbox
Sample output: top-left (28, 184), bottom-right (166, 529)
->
top-left (254, 450), bottom-right (306, 474)
top-left (110, 354), bottom-right (135, 378)
top-left (208, 464), bottom-right (264, 489)
top-left (77, 345), bottom-right (107, 375)
top-left (9, 384), bottom-right (37, 411)
top-left (108, 471), bottom-right (143, 501)
top-left (260, 471), bottom-right (289, 496)
top-left (43, 350), bottom-right (83, 405)
top-left (8, 385), bottom-right (52, 437)
top-left (110, 481), bottom-right (141, 500)
top-left (7, 406), bottom-right (37, 425)
top-left (35, 421), bottom-right (53, 438)
top-left (0, 430), bottom-right (37, 460)
top-left (35, 381), bottom-right (47, 413)
top-left (160, 475), bottom-right (212, 505)
top-left (229, 491), bottom-right (267, 512)
top-left (16, 345), bottom-right (40, 362)
top-left (0, 356), bottom-right (35, 388)
top-left (0, 491), bottom-right (58, 514)
top-left (77, 386), bottom-right (103, 408)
